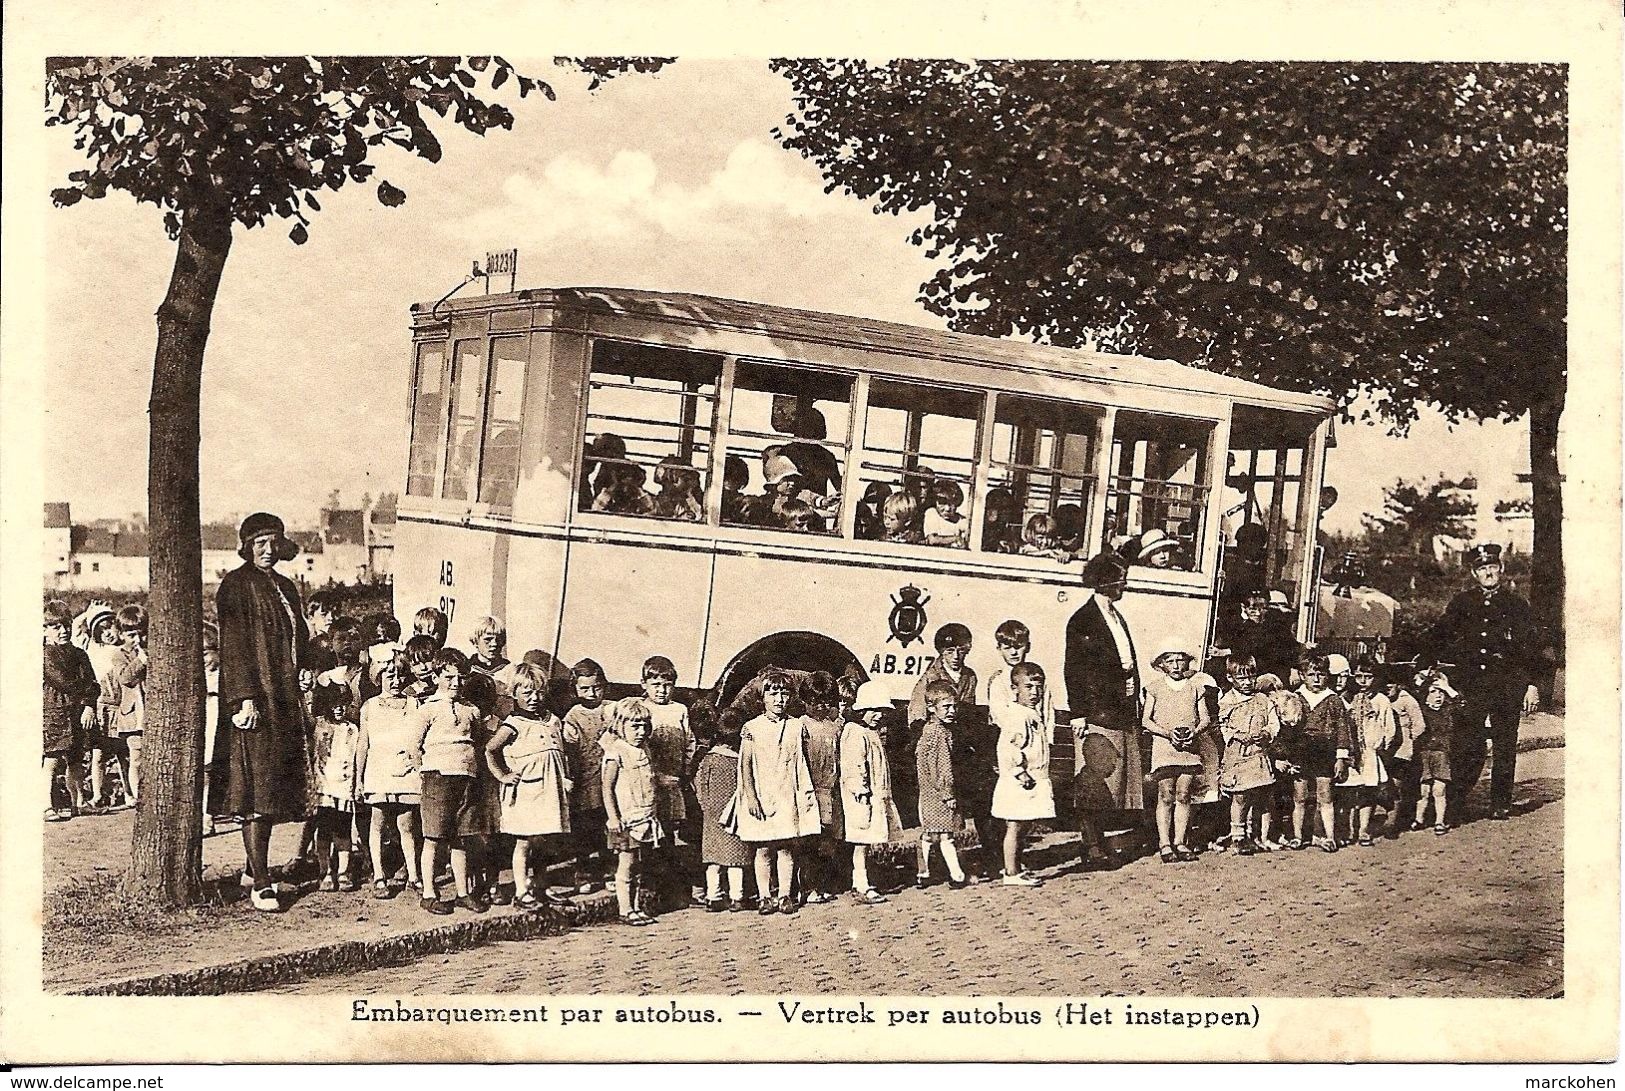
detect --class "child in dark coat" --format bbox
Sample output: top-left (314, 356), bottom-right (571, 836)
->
top-left (44, 600), bottom-right (98, 820)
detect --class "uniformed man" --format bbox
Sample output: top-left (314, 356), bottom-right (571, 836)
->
top-left (1427, 544), bottom-right (1542, 820)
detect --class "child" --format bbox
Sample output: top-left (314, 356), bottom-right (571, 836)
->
top-left (1383, 663), bottom-right (1426, 840)
top-left (653, 457), bottom-right (705, 522)
top-left (855, 482), bottom-right (891, 541)
top-left (922, 479), bottom-right (968, 547)
top-left (43, 601), bottom-right (98, 821)
top-left (798, 671), bottom-right (844, 903)
top-left (981, 487), bottom-right (1019, 553)
top-left (1338, 658), bottom-right (1396, 846)
top-left (601, 697), bottom-right (663, 926)
top-left (1142, 646), bottom-right (1210, 863)
top-left (694, 708), bottom-right (752, 912)
top-left (364, 613), bottom-right (405, 683)
top-left (105, 605), bottom-right (149, 805)
top-left (1256, 672), bottom-right (1302, 849)
top-left (733, 668), bottom-right (822, 914)
top-left (74, 602), bottom-right (123, 809)
top-left (1018, 514), bottom-right (1068, 560)
top-left (721, 455), bottom-right (753, 525)
top-left (1289, 654), bottom-right (1354, 852)
top-left (310, 649), bottom-right (364, 892)
top-left (879, 491), bottom-right (923, 545)
top-left (907, 623), bottom-right (979, 732)
top-left (1216, 655), bottom-right (1280, 856)
top-left (914, 681), bottom-right (971, 888)
top-left (404, 634), bottom-right (440, 703)
top-left (467, 616), bottom-right (515, 713)
top-left (840, 681), bottom-right (903, 904)
top-left (835, 674), bottom-right (860, 726)
top-left (983, 619), bottom-right (1052, 729)
top-left (991, 663), bottom-right (1054, 885)
top-left (486, 661), bottom-right (573, 911)
top-left (413, 606), bottom-right (449, 651)
top-left (563, 658), bottom-right (612, 893)
top-left (593, 462), bottom-right (658, 516)
top-left (357, 651), bottom-right (423, 898)
top-left (412, 648), bottom-right (488, 915)
top-left (203, 623), bottom-right (221, 831)
top-left (640, 656), bottom-right (699, 912)
top-left (1412, 672), bottom-right (1457, 835)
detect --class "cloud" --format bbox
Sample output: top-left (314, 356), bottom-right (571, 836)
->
top-left (447, 139), bottom-right (836, 243)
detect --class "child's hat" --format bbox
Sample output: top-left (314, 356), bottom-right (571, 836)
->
top-left (1152, 644), bottom-right (1193, 665)
top-left (1423, 670), bottom-right (1458, 698)
top-left (1136, 528), bottom-right (1179, 561)
top-left (83, 603), bottom-right (116, 637)
top-left (851, 680), bottom-right (893, 714)
top-left (763, 453), bottom-right (799, 485)
top-left (1325, 652), bottom-right (1351, 675)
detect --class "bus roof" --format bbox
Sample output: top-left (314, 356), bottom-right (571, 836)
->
top-left (415, 285), bottom-right (1337, 416)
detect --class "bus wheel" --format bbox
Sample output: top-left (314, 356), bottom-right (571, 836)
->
top-left (710, 631), bottom-right (866, 718)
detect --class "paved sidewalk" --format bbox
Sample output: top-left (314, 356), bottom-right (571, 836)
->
top-left (44, 726), bottom-right (1564, 996)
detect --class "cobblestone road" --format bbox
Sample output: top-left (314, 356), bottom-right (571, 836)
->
top-left (268, 749), bottom-right (1563, 999)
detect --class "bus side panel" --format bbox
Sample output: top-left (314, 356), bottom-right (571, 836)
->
top-left (1116, 591), bottom-right (1213, 682)
top-left (500, 532), bottom-right (570, 667)
top-left (393, 517), bottom-right (497, 646)
top-left (555, 539), bottom-right (712, 685)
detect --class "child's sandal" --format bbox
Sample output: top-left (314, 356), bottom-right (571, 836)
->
top-left (514, 891), bottom-right (544, 912)
top-left (1357, 835), bottom-right (1375, 847)
top-left (317, 875), bottom-right (337, 892)
top-left (1320, 839), bottom-right (1339, 853)
top-left (1434, 823), bottom-right (1449, 836)
top-left (373, 879), bottom-right (396, 900)
top-left (338, 874), bottom-right (360, 892)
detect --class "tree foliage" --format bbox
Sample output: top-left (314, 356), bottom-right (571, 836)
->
top-left (770, 60), bottom-right (1565, 429)
top-left (1364, 476), bottom-right (1478, 556)
top-left (47, 56), bottom-right (672, 242)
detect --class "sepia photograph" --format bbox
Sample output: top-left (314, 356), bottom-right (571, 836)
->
top-left (2, 0), bottom-right (1620, 1067)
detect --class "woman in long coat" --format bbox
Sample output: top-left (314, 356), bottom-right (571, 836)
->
top-left (1064, 552), bottom-right (1145, 867)
top-left (208, 512), bottom-right (309, 911)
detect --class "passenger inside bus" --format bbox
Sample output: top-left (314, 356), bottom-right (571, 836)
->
top-left (1054, 503), bottom-right (1088, 555)
top-left (879, 491), bottom-right (922, 544)
top-left (591, 458), bottom-right (657, 517)
top-left (921, 479), bottom-right (968, 547)
top-left (652, 457), bottom-right (705, 522)
top-left (1134, 528), bottom-right (1188, 571)
top-left (1019, 513), bottom-right (1069, 560)
top-left (856, 482), bottom-right (891, 541)
top-left (581, 433), bottom-right (629, 509)
top-left (981, 487), bottom-right (1019, 553)
top-left (774, 404), bottom-right (842, 498)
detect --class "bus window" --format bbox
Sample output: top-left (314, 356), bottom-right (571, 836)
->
top-left (1221, 404), bottom-right (1319, 604)
top-left (580, 340), bottom-right (720, 522)
top-left (857, 379), bottom-right (983, 549)
top-left (722, 360), bottom-right (852, 535)
top-left (476, 336), bottom-right (528, 510)
top-left (1104, 410), bottom-right (1215, 570)
top-left (405, 341), bottom-right (447, 498)
top-left (442, 339), bottom-right (485, 502)
top-left (987, 394), bottom-right (1102, 558)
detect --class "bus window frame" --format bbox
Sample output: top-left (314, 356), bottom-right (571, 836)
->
top-left (855, 373), bottom-right (988, 551)
top-left (714, 354), bottom-right (860, 539)
top-left (474, 333), bottom-right (532, 513)
top-left (1103, 406), bottom-right (1224, 575)
top-left (983, 390), bottom-right (1106, 556)
top-left (405, 337), bottom-right (451, 502)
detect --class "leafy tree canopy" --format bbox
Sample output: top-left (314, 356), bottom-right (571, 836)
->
top-left (770, 60), bottom-right (1566, 430)
top-left (47, 56), bottom-right (672, 242)
top-left (1364, 476), bottom-right (1478, 555)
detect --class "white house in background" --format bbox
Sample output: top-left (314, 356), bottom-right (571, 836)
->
top-left (45, 502), bottom-right (73, 584)
top-left (1431, 471), bottom-right (1536, 564)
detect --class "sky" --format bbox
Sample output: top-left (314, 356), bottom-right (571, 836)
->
top-left (43, 59), bottom-right (1535, 535)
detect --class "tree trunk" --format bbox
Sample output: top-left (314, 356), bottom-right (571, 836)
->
top-left (125, 211), bottom-right (233, 908)
top-left (1527, 382), bottom-right (1565, 683)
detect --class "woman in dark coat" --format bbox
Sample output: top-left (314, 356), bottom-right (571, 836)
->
top-left (208, 512), bottom-right (309, 911)
top-left (1064, 552), bottom-right (1145, 868)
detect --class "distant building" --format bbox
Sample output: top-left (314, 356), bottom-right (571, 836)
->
top-left (44, 499), bottom-right (395, 592)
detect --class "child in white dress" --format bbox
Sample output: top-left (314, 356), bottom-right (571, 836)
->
top-left (1142, 647), bottom-right (1211, 863)
top-left (356, 651), bottom-right (423, 898)
top-left (1338, 658), bottom-right (1396, 846)
top-left (991, 663), bottom-right (1054, 886)
top-left (486, 662), bottom-right (574, 911)
top-left (732, 668), bottom-right (821, 915)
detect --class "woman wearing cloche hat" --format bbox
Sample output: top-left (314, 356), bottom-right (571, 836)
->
top-left (208, 512), bottom-right (310, 911)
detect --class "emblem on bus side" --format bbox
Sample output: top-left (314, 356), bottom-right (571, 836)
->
top-left (888, 584), bottom-right (930, 647)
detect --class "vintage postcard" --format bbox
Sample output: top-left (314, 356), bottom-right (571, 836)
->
top-left (1, 0), bottom-right (1619, 1066)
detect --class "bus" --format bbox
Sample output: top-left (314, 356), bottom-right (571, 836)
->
top-left (394, 286), bottom-right (1336, 721)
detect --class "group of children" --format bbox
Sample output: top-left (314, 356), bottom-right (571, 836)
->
top-left (42, 599), bottom-right (148, 820)
top-left (45, 586), bottom-right (1471, 927)
top-left (1138, 644), bottom-right (1462, 863)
